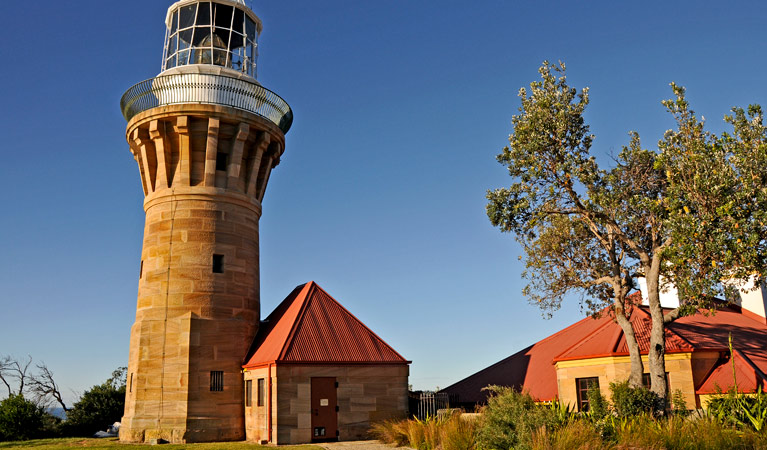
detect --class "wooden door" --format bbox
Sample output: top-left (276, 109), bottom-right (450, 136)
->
top-left (311, 377), bottom-right (338, 442)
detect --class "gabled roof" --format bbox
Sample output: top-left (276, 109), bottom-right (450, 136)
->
top-left (554, 306), bottom-right (694, 362)
top-left (442, 294), bottom-right (767, 404)
top-left (696, 349), bottom-right (767, 394)
top-left (441, 309), bottom-right (612, 403)
top-left (243, 282), bottom-right (409, 368)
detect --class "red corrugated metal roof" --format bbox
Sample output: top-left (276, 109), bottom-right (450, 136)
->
top-left (441, 310), bottom-right (612, 403)
top-left (554, 306), bottom-right (694, 362)
top-left (243, 282), bottom-right (409, 368)
top-left (696, 350), bottom-right (767, 394)
top-left (442, 295), bottom-right (767, 404)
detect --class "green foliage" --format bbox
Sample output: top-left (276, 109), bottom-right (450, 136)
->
top-left (707, 386), bottom-right (767, 432)
top-left (476, 386), bottom-right (557, 450)
top-left (487, 60), bottom-right (767, 399)
top-left (586, 384), bottom-right (609, 421)
top-left (609, 381), bottom-right (662, 418)
top-left (60, 368), bottom-right (126, 437)
top-left (671, 389), bottom-right (689, 416)
top-left (0, 394), bottom-right (46, 441)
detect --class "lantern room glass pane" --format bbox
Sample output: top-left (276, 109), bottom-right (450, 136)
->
top-left (230, 32), bottom-right (243, 49)
top-left (214, 4), bottom-right (233, 29)
top-left (232, 8), bottom-right (245, 34)
top-left (245, 17), bottom-right (256, 41)
top-left (196, 2), bottom-right (211, 26)
top-left (179, 4), bottom-right (197, 29)
top-left (170, 11), bottom-right (179, 34)
top-left (178, 49), bottom-right (190, 66)
top-left (193, 27), bottom-right (211, 46)
top-left (179, 29), bottom-right (193, 50)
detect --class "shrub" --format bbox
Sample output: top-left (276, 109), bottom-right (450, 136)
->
top-left (707, 386), bottom-right (767, 431)
top-left (476, 386), bottom-right (557, 450)
top-left (609, 380), bottom-right (662, 418)
top-left (586, 384), bottom-right (609, 421)
top-left (671, 389), bottom-right (689, 416)
top-left (60, 378), bottom-right (125, 437)
top-left (0, 394), bottom-right (46, 441)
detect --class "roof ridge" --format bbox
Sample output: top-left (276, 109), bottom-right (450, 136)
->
top-left (277, 282), bottom-right (314, 360)
top-left (735, 349), bottom-right (767, 382)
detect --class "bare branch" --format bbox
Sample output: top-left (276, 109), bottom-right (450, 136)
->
top-left (28, 362), bottom-right (70, 412)
top-left (0, 355), bottom-right (14, 396)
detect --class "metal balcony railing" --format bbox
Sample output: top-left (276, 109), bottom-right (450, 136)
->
top-left (120, 73), bottom-right (293, 134)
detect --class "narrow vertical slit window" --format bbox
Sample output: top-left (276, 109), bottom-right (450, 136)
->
top-left (139, 260), bottom-right (143, 279)
top-left (257, 378), bottom-right (265, 406)
top-left (213, 254), bottom-right (224, 273)
top-left (129, 373), bottom-right (133, 393)
top-left (210, 371), bottom-right (224, 391)
top-left (216, 152), bottom-right (228, 171)
top-left (245, 379), bottom-right (252, 406)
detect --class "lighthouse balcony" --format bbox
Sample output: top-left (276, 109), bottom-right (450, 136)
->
top-left (120, 71), bottom-right (293, 134)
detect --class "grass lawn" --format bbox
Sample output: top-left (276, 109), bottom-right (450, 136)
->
top-left (0, 438), bottom-right (323, 449)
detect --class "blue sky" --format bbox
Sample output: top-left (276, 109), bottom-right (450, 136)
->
top-left (1, 0), bottom-right (766, 404)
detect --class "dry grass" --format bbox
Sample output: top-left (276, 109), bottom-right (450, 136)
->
top-left (371, 414), bottom-right (477, 450)
top-left (0, 437), bottom-right (321, 449)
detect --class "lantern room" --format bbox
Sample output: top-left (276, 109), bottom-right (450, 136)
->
top-left (162, 0), bottom-right (262, 78)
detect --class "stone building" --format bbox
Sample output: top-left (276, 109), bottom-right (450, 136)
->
top-left (242, 282), bottom-right (409, 444)
top-left (118, 0), bottom-right (408, 444)
top-left (442, 288), bottom-right (767, 411)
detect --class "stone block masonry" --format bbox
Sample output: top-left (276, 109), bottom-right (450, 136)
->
top-left (120, 104), bottom-right (285, 443)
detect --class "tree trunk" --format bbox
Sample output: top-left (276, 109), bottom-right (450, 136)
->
top-left (645, 261), bottom-right (668, 406)
top-left (614, 305), bottom-right (644, 387)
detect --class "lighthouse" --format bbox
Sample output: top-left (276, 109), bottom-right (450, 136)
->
top-left (118, 0), bottom-right (291, 442)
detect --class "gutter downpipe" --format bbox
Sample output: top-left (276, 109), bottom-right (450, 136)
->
top-left (268, 363), bottom-right (273, 443)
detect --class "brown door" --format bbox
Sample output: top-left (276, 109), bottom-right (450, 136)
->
top-left (311, 377), bottom-right (338, 442)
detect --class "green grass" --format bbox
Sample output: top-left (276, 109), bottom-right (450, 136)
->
top-left (0, 437), bottom-right (322, 449)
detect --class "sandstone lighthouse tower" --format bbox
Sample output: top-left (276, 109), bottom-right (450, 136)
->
top-left (118, 0), bottom-right (291, 443)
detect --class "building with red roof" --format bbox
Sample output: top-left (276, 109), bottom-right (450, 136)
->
top-left (242, 282), bottom-right (410, 444)
top-left (442, 290), bottom-right (767, 411)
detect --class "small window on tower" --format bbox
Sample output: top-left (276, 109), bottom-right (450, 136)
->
top-left (210, 371), bottom-right (224, 391)
top-left (213, 254), bottom-right (224, 273)
top-left (139, 260), bottom-right (143, 279)
top-left (216, 152), bottom-right (228, 171)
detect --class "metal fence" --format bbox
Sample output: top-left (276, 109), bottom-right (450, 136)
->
top-left (409, 392), bottom-right (458, 420)
top-left (120, 73), bottom-right (293, 134)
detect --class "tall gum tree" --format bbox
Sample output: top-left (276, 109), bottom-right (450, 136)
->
top-left (487, 62), bottom-right (767, 399)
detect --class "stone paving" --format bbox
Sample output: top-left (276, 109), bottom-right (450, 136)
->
top-left (316, 440), bottom-right (412, 450)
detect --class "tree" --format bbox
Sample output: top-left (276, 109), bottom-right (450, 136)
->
top-left (486, 61), bottom-right (767, 400)
top-left (0, 394), bottom-right (46, 441)
top-left (486, 61), bottom-right (651, 388)
top-left (62, 367), bottom-right (126, 436)
top-left (0, 355), bottom-right (31, 397)
top-left (28, 363), bottom-right (70, 413)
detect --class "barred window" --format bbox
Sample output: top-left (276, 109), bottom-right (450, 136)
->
top-left (210, 371), bottom-right (224, 391)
